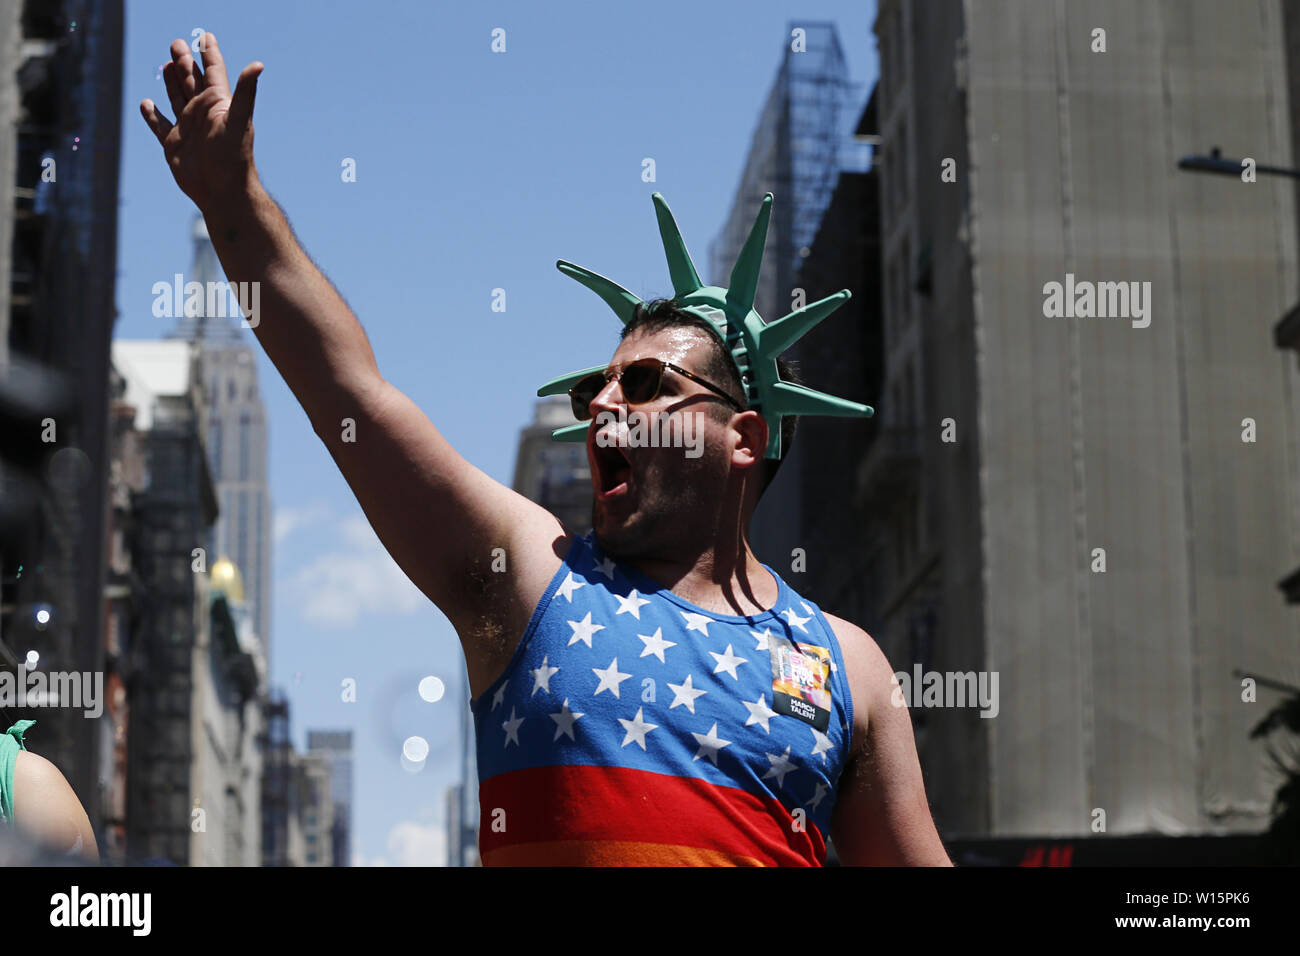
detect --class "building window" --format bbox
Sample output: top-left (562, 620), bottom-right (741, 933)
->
top-left (237, 492), bottom-right (249, 574)
top-left (210, 418), bottom-right (222, 474)
top-left (238, 411), bottom-right (250, 481)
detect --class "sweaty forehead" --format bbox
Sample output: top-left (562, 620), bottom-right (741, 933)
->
top-left (611, 325), bottom-right (716, 371)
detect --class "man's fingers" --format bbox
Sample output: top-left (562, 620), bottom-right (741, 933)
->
top-left (228, 62), bottom-right (263, 134)
top-left (161, 61), bottom-right (187, 119)
top-left (199, 33), bottom-right (230, 97)
top-left (139, 99), bottom-right (174, 146)
top-left (186, 55), bottom-right (205, 96)
top-left (178, 87), bottom-right (225, 132)
top-left (169, 38), bottom-right (201, 100)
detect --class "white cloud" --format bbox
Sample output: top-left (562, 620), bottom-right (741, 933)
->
top-left (357, 820), bottom-right (448, 867)
top-left (287, 513), bottom-right (426, 626)
top-left (273, 502), bottom-right (332, 543)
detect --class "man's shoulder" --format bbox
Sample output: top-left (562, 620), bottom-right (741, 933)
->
top-left (818, 610), bottom-right (894, 750)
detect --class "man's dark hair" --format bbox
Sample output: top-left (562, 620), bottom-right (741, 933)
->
top-left (620, 298), bottom-right (799, 498)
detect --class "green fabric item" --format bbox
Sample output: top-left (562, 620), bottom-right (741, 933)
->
top-left (0, 720), bottom-right (35, 826)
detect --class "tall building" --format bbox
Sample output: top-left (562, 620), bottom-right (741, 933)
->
top-left (865, 0), bottom-right (1300, 841)
top-left (512, 395), bottom-right (592, 536)
top-left (195, 557), bottom-right (265, 866)
top-left (101, 361), bottom-right (148, 860)
top-left (166, 216), bottom-right (272, 661)
top-left (708, 21), bottom-right (868, 566)
top-left (113, 341), bottom-right (265, 864)
top-left (0, 0), bottom-right (124, 831)
top-left (306, 730), bottom-right (353, 867)
top-left (112, 340), bottom-right (215, 863)
top-left (260, 687), bottom-right (293, 866)
top-left (291, 749), bottom-right (335, 867)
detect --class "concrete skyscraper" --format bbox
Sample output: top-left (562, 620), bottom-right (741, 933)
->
top-left (306, 730), bottom-right (353, 867)
top-left (861, 0), bottom-right (1300, 843)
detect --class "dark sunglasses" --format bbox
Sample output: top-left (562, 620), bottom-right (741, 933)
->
top-left (568, 357), bottom-right (745, 422)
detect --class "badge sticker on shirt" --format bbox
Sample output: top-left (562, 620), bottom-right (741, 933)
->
top-left (768, 635), bottom-right (831, 730)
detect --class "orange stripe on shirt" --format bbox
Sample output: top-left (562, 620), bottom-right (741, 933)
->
top-left (482, 839), bottom-right (767, 867)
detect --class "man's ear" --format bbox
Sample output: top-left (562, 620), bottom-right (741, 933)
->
top-left (729, 409), bottom-right (768, 473)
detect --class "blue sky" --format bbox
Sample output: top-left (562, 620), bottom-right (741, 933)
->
top-left (116, 0), bottom-right (879, 866)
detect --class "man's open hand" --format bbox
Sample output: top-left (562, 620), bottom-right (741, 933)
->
top-left (140, 33), bottom-right (263, 213)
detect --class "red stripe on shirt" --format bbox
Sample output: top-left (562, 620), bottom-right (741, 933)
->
top-left (478, 764), bottom-right (825, 866)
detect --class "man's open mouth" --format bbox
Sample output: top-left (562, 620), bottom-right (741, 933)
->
top-left (593, 438), bottom-right (633, 500)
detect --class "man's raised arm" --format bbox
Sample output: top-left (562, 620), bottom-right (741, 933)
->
top-left (139, 35), bottom-right (569, 687)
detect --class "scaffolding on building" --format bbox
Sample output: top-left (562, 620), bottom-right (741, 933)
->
top-left (708, 21), bottom-right (864, 322)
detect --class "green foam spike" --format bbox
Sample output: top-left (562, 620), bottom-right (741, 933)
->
top-left (652, 193), bottom-right (705, 296)
top-left (555, 261), bottom-right (641, 324)
top-left (541, 191), bottom-right (874, 458)
top-left (538, 365), bottom-right (608, 397)
top-left (550, 421), bottom-right (592, 442)
top-left (753, 290), bottom-right (852, 358)
top-left (725, 193), bottom-right (772, 318)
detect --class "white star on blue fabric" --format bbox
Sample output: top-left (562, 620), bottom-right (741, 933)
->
top-left (810, 727), bottom-right (834, 763)
top-left (593, 556), bottom-right (617, 580)
top-left (782, 607), bottom-right (812, 634)
top-left (808, 781), bottom-right (829, 811)
top-left (618, 706), bottom-right (658, 749)
top-left (592, 657), bottom-right (632, 698)
top-left (691, 722), bottom-right (732, 766)
top-left (531, 655), bottom-right (559, 696)
top-left (762, 746), bottom-right (797, 788)
top-left (742, 693), bottom-right (778, 733)
top-left (638, 627), bottom-right (676, 663)
top-left (550, 698), bottom-right (584, 741)
top-left (614, 589), bottom-right (651, 619)
top-left (556, 571), bottom-right (586, 602)
top-left (709, 643), bottom-right (747, 680)
top-left (491, 680), bottom-right (509, 711)
top-left (502, 707), bottom-right (524, 748)
top-left (667, 674), bottom-right (708, 714)
top-left (751, 628), bottom-right (774, 651)
top-left (680, 611), bottom-right (714, 635)
top-left (566, 611), bottom-right (606, 648)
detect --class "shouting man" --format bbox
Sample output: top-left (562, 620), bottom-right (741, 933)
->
top-left (141, 33), bottom-right (952, 866)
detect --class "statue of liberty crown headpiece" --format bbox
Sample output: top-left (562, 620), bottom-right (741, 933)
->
top-left (537, 192), bottom-right (873, 458)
